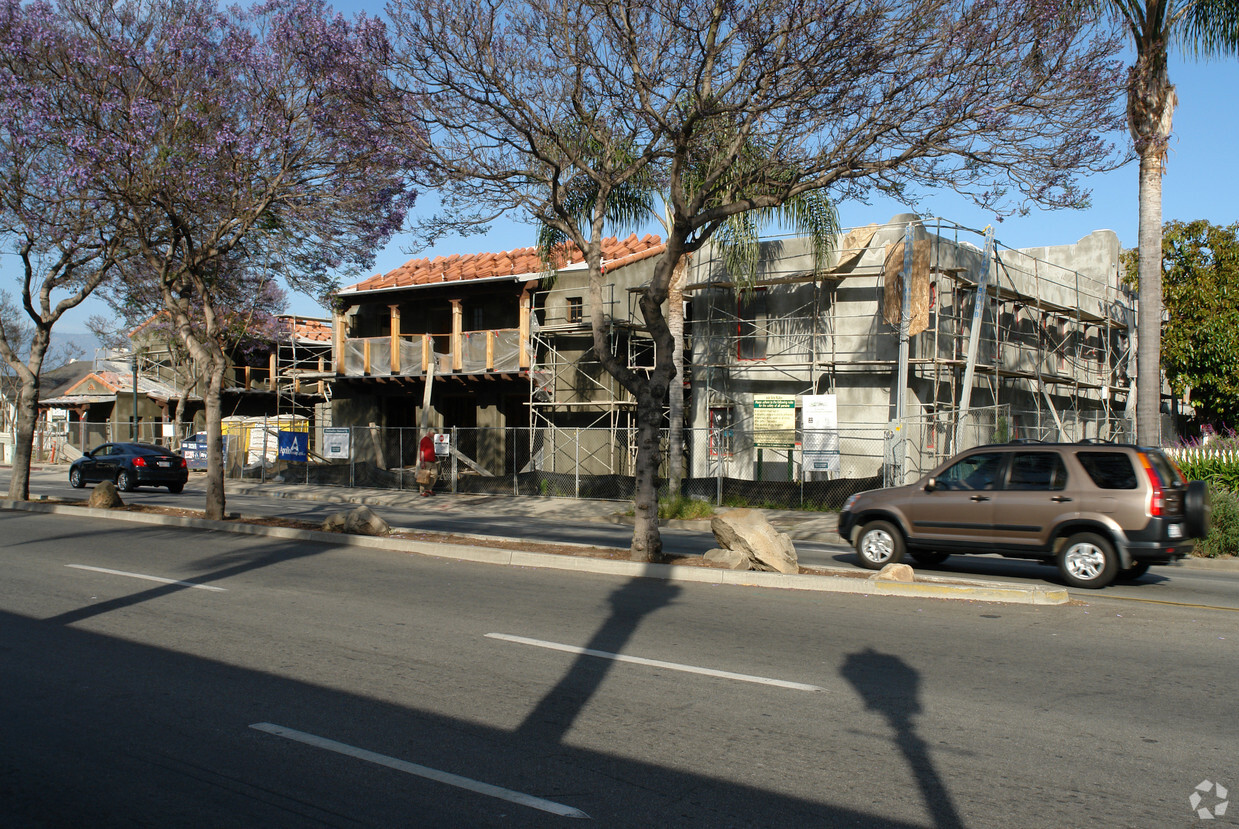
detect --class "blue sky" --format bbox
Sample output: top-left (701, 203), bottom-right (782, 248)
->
top-left (37, 19), bottom-right (1239, 332)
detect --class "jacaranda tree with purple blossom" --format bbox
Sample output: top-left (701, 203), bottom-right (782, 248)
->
top-left (99, 257), bottom-right (292, 442)
top-left (56, 0), bottom-right (420, 518)
top-left (0, 0), bottom-right (134, 500)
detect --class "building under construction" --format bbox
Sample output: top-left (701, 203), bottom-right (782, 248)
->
top-left (679, 215), bottom-right (1134, 485)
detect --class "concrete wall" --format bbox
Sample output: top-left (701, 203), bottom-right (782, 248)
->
top-left (685, 215), bottom-right (1129, 479)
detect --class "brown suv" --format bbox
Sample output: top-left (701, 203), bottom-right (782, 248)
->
top-left (837, 442), bottom-right (1210, 588)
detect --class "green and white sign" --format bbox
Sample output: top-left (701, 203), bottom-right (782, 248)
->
top-left (753, 395), bottom-right (796, 448)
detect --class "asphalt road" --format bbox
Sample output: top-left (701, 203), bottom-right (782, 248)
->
top-left (1, 507), bottom-right (1237, 827)
top-left (20, 467), bottom-right (1239, 610)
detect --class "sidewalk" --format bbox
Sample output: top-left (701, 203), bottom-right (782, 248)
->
top-left (224, 478), bottom-right (848, 544)
top-left (223, 476), bottom-right (1239, 572)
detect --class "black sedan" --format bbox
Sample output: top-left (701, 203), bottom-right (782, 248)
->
top-left (69, 442), bottom-right (189, 493)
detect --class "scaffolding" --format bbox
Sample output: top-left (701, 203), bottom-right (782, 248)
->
top-left (684, 218), bottom-right (1134, 477)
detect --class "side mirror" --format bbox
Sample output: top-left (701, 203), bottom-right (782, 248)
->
top-left (924, 477), bottom-right (937, 492)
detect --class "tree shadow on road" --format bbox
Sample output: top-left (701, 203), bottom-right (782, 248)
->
top-left (841, 647), bottom-right (966, 829)
top-left (514, 568), bottom-right (681, 745)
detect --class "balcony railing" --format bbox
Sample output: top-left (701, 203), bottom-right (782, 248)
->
top-left (340, 329), bottom-right (528, 377)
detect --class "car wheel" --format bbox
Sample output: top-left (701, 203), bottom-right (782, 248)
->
top-left (167, 483), bottom-right (183, 494)
top-left (116, 470), bottom-right (136, 492)
top-left (1057, 532), bottom-right (1118, 589)
top-left (1116, 561), bottom-right (1151, 582)
top-left (69, 467), bottom-right (84, 488)
top-left (855, 521), bottom-right (905, 570)
top-left (1185, 481), bottom-right (1211, 539)
top-left (910, 551), bottom-right (950, 566)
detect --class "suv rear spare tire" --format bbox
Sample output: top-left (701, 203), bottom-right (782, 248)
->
top-left (856, 521), bottom-right (905, 570)
top-left (1185, 480), bottom-right (1211, 539)
top-left (1058, 532), bottom-right (1118, 589)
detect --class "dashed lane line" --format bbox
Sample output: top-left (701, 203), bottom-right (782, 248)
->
top-left (65, 564), bottom-right (227, 592)
top-left (249, 722), bottom-right (590, 820)
top-left (487, 633), bottom-right (824, 692)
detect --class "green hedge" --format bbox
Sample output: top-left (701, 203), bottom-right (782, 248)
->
top-left (1195, 485), bottom-right (1239, 558)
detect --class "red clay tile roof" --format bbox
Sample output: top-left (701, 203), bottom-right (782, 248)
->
top-left (341, 234), bottom-right (665, 295)
top-left (279, 315), bottom-right (332, 344)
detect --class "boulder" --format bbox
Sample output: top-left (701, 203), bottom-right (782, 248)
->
top-left (87, 481), bottom-right (124, 509)
top-left (709, 509), bottom-right (798, 574)
top-left (322, 506), bottom-right (390, 536)
top-left (870, 563), bottom-right (915, 582)
top-left (703, 547), bottom-right (750, 570)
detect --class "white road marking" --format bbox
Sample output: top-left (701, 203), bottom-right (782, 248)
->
top-left (486, 633), bottom-right (823, 692)
top-left (65, 565), bottom-right (226, 592)
top-left (249, 722), bottom-right (590, 820)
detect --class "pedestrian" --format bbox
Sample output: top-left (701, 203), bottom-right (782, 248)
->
top-left (417, 431), bottom-right (438, 496)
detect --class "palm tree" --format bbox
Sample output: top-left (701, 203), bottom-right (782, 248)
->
top-left (1109, 0), bottom-right (1239, 445)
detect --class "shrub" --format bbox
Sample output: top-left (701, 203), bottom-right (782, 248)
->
top-left (658, 495), bottom-right (714, 521)
top-left (1167, 447), bottom-right (1239, 491)
top-left (1196, 485), bottom-right (1239, 558)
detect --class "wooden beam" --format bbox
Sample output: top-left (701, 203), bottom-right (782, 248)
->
top-left (332, 310), bottom-right (346, 374)
top-left (450, 299), bottom-right (463, 372)
top-left (363, 338), bottom-right (371, 375)
top-left (486, 330), bottom-right (494, 371)
top-left (519, 289), bottom-right (531, 369)
top-left (389, 304), bottom-right (401, 374)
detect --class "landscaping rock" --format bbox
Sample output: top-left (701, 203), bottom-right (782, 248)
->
top-left (703, 547), bottom-right (750, 570)
top-left (87, 481), bottom-right (124, 509)
top-left (322, 506), bottom-right (390, 536)
top-left (709, 509), bottom-right (798, 574)
top-left (870, 563), bottom-right (915, 582)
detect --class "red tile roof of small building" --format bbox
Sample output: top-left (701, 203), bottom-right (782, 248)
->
top-left (279, 315), bottom-right (332, 344)
top-left (340, 234), bottom-right (665, 295)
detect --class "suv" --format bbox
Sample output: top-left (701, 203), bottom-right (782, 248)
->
top-left (837, 442), bottom-right (1210, 588)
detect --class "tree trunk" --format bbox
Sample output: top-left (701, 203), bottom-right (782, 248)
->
top-left (203, 358), bottom-right (227, 520)
top-left (7, 381), bottom-right (39, 500)
top-left (629, 381), bottom-right (664, 561)
top-left (629, 290), bottom-right (676, 561)
top-left (1136, 145), bottom-right (1163, 446)
top-left (6, 329), bottom-right (50, 501)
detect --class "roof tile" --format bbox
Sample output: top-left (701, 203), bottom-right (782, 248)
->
top-left (341, 234), bottom-right (665, 295)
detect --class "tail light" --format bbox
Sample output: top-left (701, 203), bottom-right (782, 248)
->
top-left (178, 458), bottom-right (187, 469)
top-left (132, 457), bottom-right (147, 468)
top-left (1137, 452), bottom-right (1164, 517)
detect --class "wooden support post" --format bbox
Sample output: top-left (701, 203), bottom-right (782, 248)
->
top-left (268, 353), bottom-right (276, 390)
top-left (332, 310), bottom-right (346, 374)
top-left (519, 289), bottom-right (531, 369)
top-left (421, 333), bottom-right (430, 374)
top-left (450, 299), bottom-right (463, 372)
top-left (486, 330), bottom-right (495, 371)
top-left (317, 357), bottom-right (325, 394)
top-left (389, 304), bottom-right (401, 374)
top-left (363, 338), bottom-right (371, 375)
top-left (244, 365), bottom-right (252, 390)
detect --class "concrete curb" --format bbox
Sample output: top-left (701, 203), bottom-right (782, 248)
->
top-left (3, 498), bottom-right (1069, 605)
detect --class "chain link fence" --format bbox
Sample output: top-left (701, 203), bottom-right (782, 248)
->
top-left (45, 409), bottom-right (1137, 508)
top-left (201, 422), bottom-right (888, 510)
top-left (883, 405), bottom-right (1136, 487)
